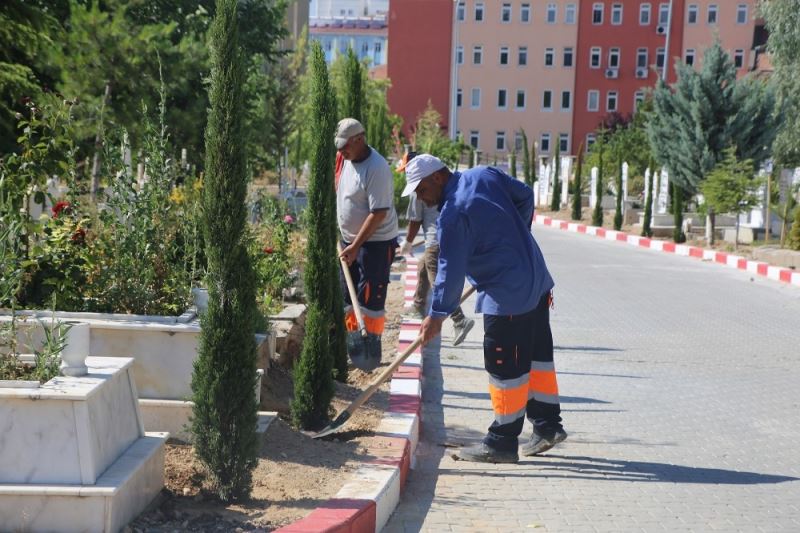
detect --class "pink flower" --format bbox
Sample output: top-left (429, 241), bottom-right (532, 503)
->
top-left (264, 246), bottom-right (274, 254)
top-left (283, 215), bottom-right (294, 224)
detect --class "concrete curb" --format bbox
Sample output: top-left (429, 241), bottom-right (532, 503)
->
top-left (277, 256), bottom-right (422, 533)
top-left (534, 215), bottom-right (800, 288)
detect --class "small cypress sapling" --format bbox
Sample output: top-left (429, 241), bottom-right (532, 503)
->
top-left (788, 204), bottom-right (800, 251)
top-left (592, 137), bottom-right (604, 227)
top-left (191, 0), bottom-right (259, 501)
top-left (521, 129), bottom-right (531, 186)
top-left (550, 143), bottom-right (561, 211)
top-left (672, 182), bottom-right (686, 243)
top-left (614, 156), bottom-right (623, 230)
top-left (531, 140), bottom-right (537, 183)
top-left (571, 142), bottom-right (584, 221)
top-left (468, 146), bottom-right (474, 168)
top-left (642, 158), bottom-right (655, 237)
top-left (509, 150), bottom-right (517, 178)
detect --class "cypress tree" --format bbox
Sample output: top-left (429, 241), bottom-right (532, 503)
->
top-left (672, 183), bottom-right (686, 242)
top-left (191, 0), bottom-right (258, 501)
top-left (571, 142), bottom-right (584, 221)
top-left (550, 143), bottom-right (561, 211)
top-left (642, 158), bottom-right (655, 237)
top-left (509, 150), bottom-right (517, 178)
top-left (531, 140), bottom-right (537, 183)
top-left (592, 136), bottom-right (604, 227)
top-left (343, 47), bottom-right (364, 123)
top-left (291, 42), bottom-right (336, 428)
top-left (468, 145), bottom-right (474, 168)
top-left (614, 156), bottom-right (623, 230)
top-left (788, 205), bottom-right (800, 251)
top-left (520, 129), bottom-right (531, 186)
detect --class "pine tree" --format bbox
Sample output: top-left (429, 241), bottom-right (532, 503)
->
top-left (571, 142), bottom-right (584, 221)
top-left (520, 129), bottom-right (531, 186)
top-left (592, 136), bottom-right (604, 227)
top-left (613, 157), bottom-right (623, 230)
top-left (290, 41), bottom-right (336, 428)
top-left (191, 0), bottom-right (258, 501)
top-left (342, 47), bottom-right (364, 122)
top-left (550, 143), bottom-right (561, 212)
top-left (642, 158), bottom-right (655, 237)
top-left (509, 150), bottom-right (517, 178)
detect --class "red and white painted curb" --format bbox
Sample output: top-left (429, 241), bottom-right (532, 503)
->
top-left (278, 256), bottom-right (423, 532)
top-left (534, 215), bottom-right (800, 288)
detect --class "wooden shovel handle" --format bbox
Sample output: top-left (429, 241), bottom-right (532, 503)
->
top-left (337, 241), bottom-right (368, 338)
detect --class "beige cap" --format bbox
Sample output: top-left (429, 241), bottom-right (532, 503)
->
top-left (334, 118), bottom-right (365, 149)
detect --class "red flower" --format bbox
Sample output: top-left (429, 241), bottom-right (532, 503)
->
top-left (52, 201), bottom-right (71, 217)
top-left (263, 246), bottom-right (274, 254)
top-left (71, 227), bottom-right (86, 245)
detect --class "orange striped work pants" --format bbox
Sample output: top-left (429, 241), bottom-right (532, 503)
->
top-left (482, 291), bottom-right (563, 452)
top-left (340, 239), bottom-right (397, 336)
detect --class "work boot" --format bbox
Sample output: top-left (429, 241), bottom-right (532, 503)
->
top-left (521, 428), bottom-right (568, 456)
top-left (452, 318), bottom-right (475, 346)
top-left (457, 442), bottom-right (519, 464)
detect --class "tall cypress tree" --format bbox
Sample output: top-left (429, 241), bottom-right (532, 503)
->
top-left (509, 150), bottom-right (517, 178)
top-left (642, 158), bottom-right (655, 237)
top-left (614, 156), bottom-right (623, 230)
top-left (191, 0), bottom-right (258, 501)
top-left (571, 142), bottom-right (584, 221)
top-left (291, 42), bottom-right (337, 428)
top-left (521, 129), bottom-right (531, 186)
top-left (531, 140), bottom-right (538, 183)
top-left (343, 47), bottom-right (364, 123)
top-left (592, 135), bottom-right (605, 227)
top-left (550, 143), bottom-right (561, 211)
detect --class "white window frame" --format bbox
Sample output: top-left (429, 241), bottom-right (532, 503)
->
top-left (497, 88), bottom-right (508, 109)
top-left (473, 45), bottom-right (483, 65)
top-left (592, 2), bottom-right (604, 24)
top-left (559, 133), bottom-right (570, 153)
top-left (521, 3), bottom-right (531, 23)
top-left (587, 90), bottom-right (600, 112)
top-left (608, 47), bottom-right (621, 68)
top-left (475, 2), bottom-right (485, 22)
top-left (685, 48), bottom-right (695, 66)
top-left (546, 3), bottom-right (557, 24)
top-left (590, 47), bottom-right (602, 68)
top-left (586, 133), bottom-right (597, 148)
top-left (659, 2), bottom-right (670, 24)
top-left (640, 3), bottom-right (651, 25)
top-left (707, 4), bottom-right (718, 24)
top-left (501, 3), bottom-right (512, 23)
top-left (561, 90), bottom-right (572, 111)
top-left (518, 46), bottom-right (528, 66)
top-left (634, 91), bottom-right (645, 111)
top-left (456, 45), bottom-right (464, 65)
top-left (496, 131), bottom-right (507, 151)
top-left (734, 49), bottom-right (745, 68)
top-left (499, 46), bottom-right (509, 65)
top-left (469, 130), bottom-right (480, 149)
top-left (544, 47), bottom-right (555, 67)
top-left (515, 132), bottom-right (524, 152)
top-left (563, 47), bottom-right (574, 67)
top-left (637, 47), bottom-right (649, 68)
top-left (607, 91), bottom-right (619, 112)
top-left (611, 3), bottom-right (623, 25)
top-left (540, 133), bottom-right (551, 153)
top-left (516, 89), bottom-right (526, 109)
top-left (736, 4), bottom-right (747, 25)
top-left (456, 1), bottom-right (465, 22)
top-left (542, 90), bottom-right (553, 111)
top-left (656, 47), bottom-right (666, 69)
top-left (470, 87), bottom-right (481, 109)
top-left (687, 4), bottom-right (698, 24)
top-left (456, 88), bottom-right (463, 107)
top-left (565, 3), bottom-right (577, 24)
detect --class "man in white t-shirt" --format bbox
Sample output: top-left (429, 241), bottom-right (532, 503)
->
top-left (335, 118), bottom-right (399, 370)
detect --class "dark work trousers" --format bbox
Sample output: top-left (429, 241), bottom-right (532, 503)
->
top-left (413, 244), bottom-right (467, 325)
top-left (482, 291), bottom-right (563, 452)
top-left (339, 238), bottom-right (397, 335)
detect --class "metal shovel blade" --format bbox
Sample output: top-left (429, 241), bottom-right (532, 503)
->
top-left (313, 410), bottom-right (352, 439)
top-left (347, 331), bottom-right (382, 371)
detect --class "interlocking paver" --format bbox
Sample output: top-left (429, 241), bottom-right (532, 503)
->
top-left (385, 225), bottom-right (800, 532)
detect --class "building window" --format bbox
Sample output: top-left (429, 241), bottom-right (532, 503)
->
top-left (687, 4), bottom-right (698, 24)
top-left (586, 133), bottom-right (597, 148)
top-left (634, 91), bottom-right (645, 111)
top-left (457, 1), bottom-right (465, 21)
top-left (608, 48), bottom-right (620, 68)
top-left (540, 133), bottom-right (551, 153)
top-left (565, 3), bottom-right (577, 24)
top-left (559, 133), bottom-right (569, 153)
top-left (542, 90), bottom-right (553, 110)
top-left (656, 47), bottom-right (665, 69)
top-left (471, 88), bottom-right (481, 108)
top-left (361, 42), bottom-right (369, 55)
top-left (475, 2), bottom-right (484, 21)
top-left (375, 42), bottom-right (382, 54)
top-left (518, 46), bottom-right (528, 66)
top-left (521, 3), bottom-right (531, 23)
top-left (707, 4), bottom-right (717, 24)
top-left (498, 89), bottom-right (508, 108)
top-left (587, 90), bottom-right (600, 112)
top-left (456, 89), bottom-right (462, 107)
top-left (590, 47), bottom-right (602, 68)
top-left (659, 2), bottom-right (670, 24)
top-left (501, 3), bottom-right (512, 22)
top-left (637, 48), bottom-right (648, 68)
top-left (685, 48), bottom-right (695, 66)
top-left (611, 3), bottom-right (623, 25)
top-left (563, 47), bottom-right (574, 67)
top-left (473, 46), bottom-right (483, 65)
top-left (515, 132), bottom-right (524, 151)
top-left (607, 91), bottom-right (618, 112)
top-left (561, 90), bottom-right (571, 110)
top-left (500, 46), bottom-right (509, 65)
top-left (469, 130), bottom-right (480, 149)
top-left (734, 49), bottom-right (744, 68)
top-left (546, 3), bottom-right (557, 24)
top-left (456, 46), bottom-right (464, 65)
top-left (640, 3), bottom-right (651, 25)
top-left (592, 3), bottom-right (603, 24)
top-left (544, 47), bottom-right (555, 67)
top-left (516, 89), bottom-right (526, 109)
top-left (736, 4), bottom-right (747, 24)
top-left (496, 131), bottom-right (506, 151)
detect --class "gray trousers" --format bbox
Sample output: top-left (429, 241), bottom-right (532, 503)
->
top-left (413, 244), bottom-right (467, 325)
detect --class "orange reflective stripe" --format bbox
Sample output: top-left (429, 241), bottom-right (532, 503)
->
top-left (364, 282), bottom-right (371, 304)
top-left (363, 314), bottom-right (385, 335)
top-left (529, 369), bottom-right (559, 396)
top-left (344, 310), bottom-right (359, 332)
top-left (488, 383), bottom-right (528, 416)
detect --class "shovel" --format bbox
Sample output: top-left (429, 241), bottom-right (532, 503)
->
top-left (314, 285), bottom-right (477, 439)
top-left (338, 241), bottom-right (382, 371)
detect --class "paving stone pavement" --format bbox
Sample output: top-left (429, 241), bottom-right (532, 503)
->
top-left (384, 225), bottom-right (800, 533)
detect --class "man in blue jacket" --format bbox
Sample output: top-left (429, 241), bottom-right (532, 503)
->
top-left (401, 154), bottom-right (567, 464)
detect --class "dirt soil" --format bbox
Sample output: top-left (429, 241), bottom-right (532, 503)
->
top-left (129, 260), bottom-right (409, 532)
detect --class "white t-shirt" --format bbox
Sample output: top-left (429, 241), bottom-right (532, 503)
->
top-left (337, 147), bottom-right (399, 243)
top-left (405, 192), bottom-right (439, 247)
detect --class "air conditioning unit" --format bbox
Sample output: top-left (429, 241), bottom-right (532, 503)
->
top-left (604, 68), bottom-right (619, 79)
top-left (635, 67), bottom-right (648, 79)
top-left (656, 24), bottom-right (666, 35)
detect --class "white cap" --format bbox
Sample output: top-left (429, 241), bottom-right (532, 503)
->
top-left (401, 154), bottom-right (446, 197)
top-left (334, 118), bottom-right (365, 149)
